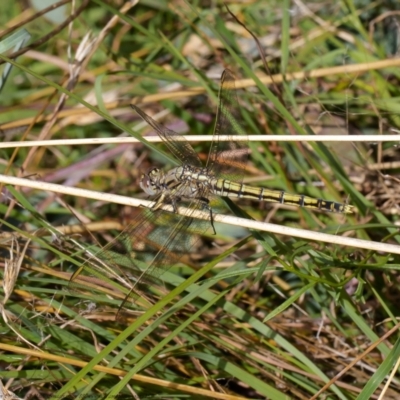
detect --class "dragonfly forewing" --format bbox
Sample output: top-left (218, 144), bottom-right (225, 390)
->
top-left (207, 69), bottom-right (249, 183)
top-left (131, 105), bottom-right (202, 168)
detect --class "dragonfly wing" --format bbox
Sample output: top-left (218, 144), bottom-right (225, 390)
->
top-left (206, 69), bottom-right (249, 182)
top-left (120, 209), bottom-right (203, 306)
top-left (70, 195), bottom-right (211, 313)
top-left (68, 206), bottom-right (164, 304)
top-left (131, 105), bottom-right (202, 167)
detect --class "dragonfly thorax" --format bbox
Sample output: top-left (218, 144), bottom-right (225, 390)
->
top-left (140, 165), bottom-right (217, 200)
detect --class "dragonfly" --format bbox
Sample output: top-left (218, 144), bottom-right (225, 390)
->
top-left (70, 69), bottom-right (354, 313)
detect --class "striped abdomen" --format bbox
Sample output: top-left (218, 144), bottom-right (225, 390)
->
top-left (211, 179), bottom-right (354, 213)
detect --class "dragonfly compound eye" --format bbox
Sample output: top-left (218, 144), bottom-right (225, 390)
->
top-left (140, 172), bottom-right (159, 195)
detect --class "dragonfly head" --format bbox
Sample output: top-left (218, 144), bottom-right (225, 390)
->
top-left (140, 168), bottom-right (162, 196)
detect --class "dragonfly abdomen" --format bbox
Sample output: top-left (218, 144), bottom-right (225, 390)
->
top-left (212, 179), bottom-right (264, 200)
top-left (211, 179), bottom-right (353, 213)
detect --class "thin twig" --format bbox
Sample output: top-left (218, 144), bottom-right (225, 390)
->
top-left (0, 134), bottom-right (398, 150)
top-left (0, 173), bottom-right (398, 255)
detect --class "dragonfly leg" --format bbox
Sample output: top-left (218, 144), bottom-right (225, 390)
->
top-left (198, 197), bottom-right (216, 235)
top-left (151, 193), bottom-right (182, 213)
top-left (209, 206), bottom-right (216, 235)
top-left (151, 193), bottom-right (167, 210)
top-left (170, 197), bottom-right (182, 213)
